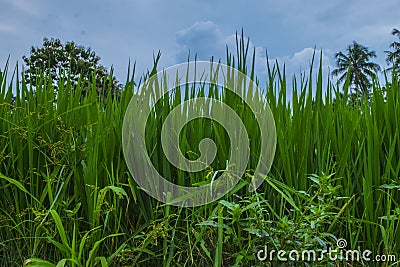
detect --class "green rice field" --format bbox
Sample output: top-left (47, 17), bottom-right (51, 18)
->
top-left (0, 36), bottom-right (399, 266)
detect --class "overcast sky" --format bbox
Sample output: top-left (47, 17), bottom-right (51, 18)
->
top-left (1, 0), bottom-right (399, 88)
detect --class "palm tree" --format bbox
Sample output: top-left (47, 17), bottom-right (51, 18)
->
top-left (332, 41), bottom-right (381, 97)
top-left (385, 28), bottom-right (400, 73)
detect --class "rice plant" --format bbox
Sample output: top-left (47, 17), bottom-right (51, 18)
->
top-left (0, 33), bottom-right (399, 266)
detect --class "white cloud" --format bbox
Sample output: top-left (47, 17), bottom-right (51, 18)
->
top-left (175, 21), bottom-right (336, 91)
top-left (269, 48), bottom-right (334, 75)
top-left (175, 21), bottom-right (225, 62)
top-left (264, 48), bottom-right (336, 98)
top-left (175, 23), bottom-right (268, 79)
top-left (223, 33), bottom-right (268, 75)
top-left (1, 0), bottom-right (395, 88)
top-left (175, 21), bottom-right (266, 70)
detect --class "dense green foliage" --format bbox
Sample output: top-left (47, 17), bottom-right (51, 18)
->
top-left (22, 38), bottom-right (121, 99)
top-left (332, 41), bottom-right (381, 97)
top-left (0, 36), bottom-right (399, 266)
top-left (386, 28), bottom-right (400, 74)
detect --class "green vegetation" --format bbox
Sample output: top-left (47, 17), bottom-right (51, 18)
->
top-left (386, 28), bottom-right (400, 74)
top-left (23, 38), bottom-right (121, 99)
top-left (332, 41), bottom-right (380, 98)
top-left (0, 33), bottom-right (399, 266)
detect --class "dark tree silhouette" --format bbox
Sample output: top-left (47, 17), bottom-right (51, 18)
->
top-left (23, 38), bottom-right (121, 99)
top-left (385, 28), bottom-right (400, 74)
top-left (332, 41), bottom-right (381, 97)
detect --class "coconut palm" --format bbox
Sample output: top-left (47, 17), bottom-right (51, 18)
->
top-left (332, 41), bottom-right (381, 97)
top-left (385, 28), bottom-right (400, 73)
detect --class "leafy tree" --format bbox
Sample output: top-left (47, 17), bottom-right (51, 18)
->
top-left (385, 28), bottom-right (400, 74)
top-left (22, 38), bottom-right (121, 99)
top-left (332, 41), bottom-right (381, 97)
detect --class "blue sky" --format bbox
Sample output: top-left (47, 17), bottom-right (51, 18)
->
top-left (0, 0), bottom-right (399, 88)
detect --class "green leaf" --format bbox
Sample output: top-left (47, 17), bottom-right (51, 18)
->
top-left (86, 233), bottom-right (124, 267)
top-left (0, 173), bottom-right (40, 204)
top-left (24, 258), bottom-right (56, 267)
top-left (49, 210), bottom-right (71, 252)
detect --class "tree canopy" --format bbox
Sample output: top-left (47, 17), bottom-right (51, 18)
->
top-left (385, 28), bottom-right (400, 74)
top-left (22, 38), bottom-right (121, 99)
top-left (332, 41), bottom-right (381, 97)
